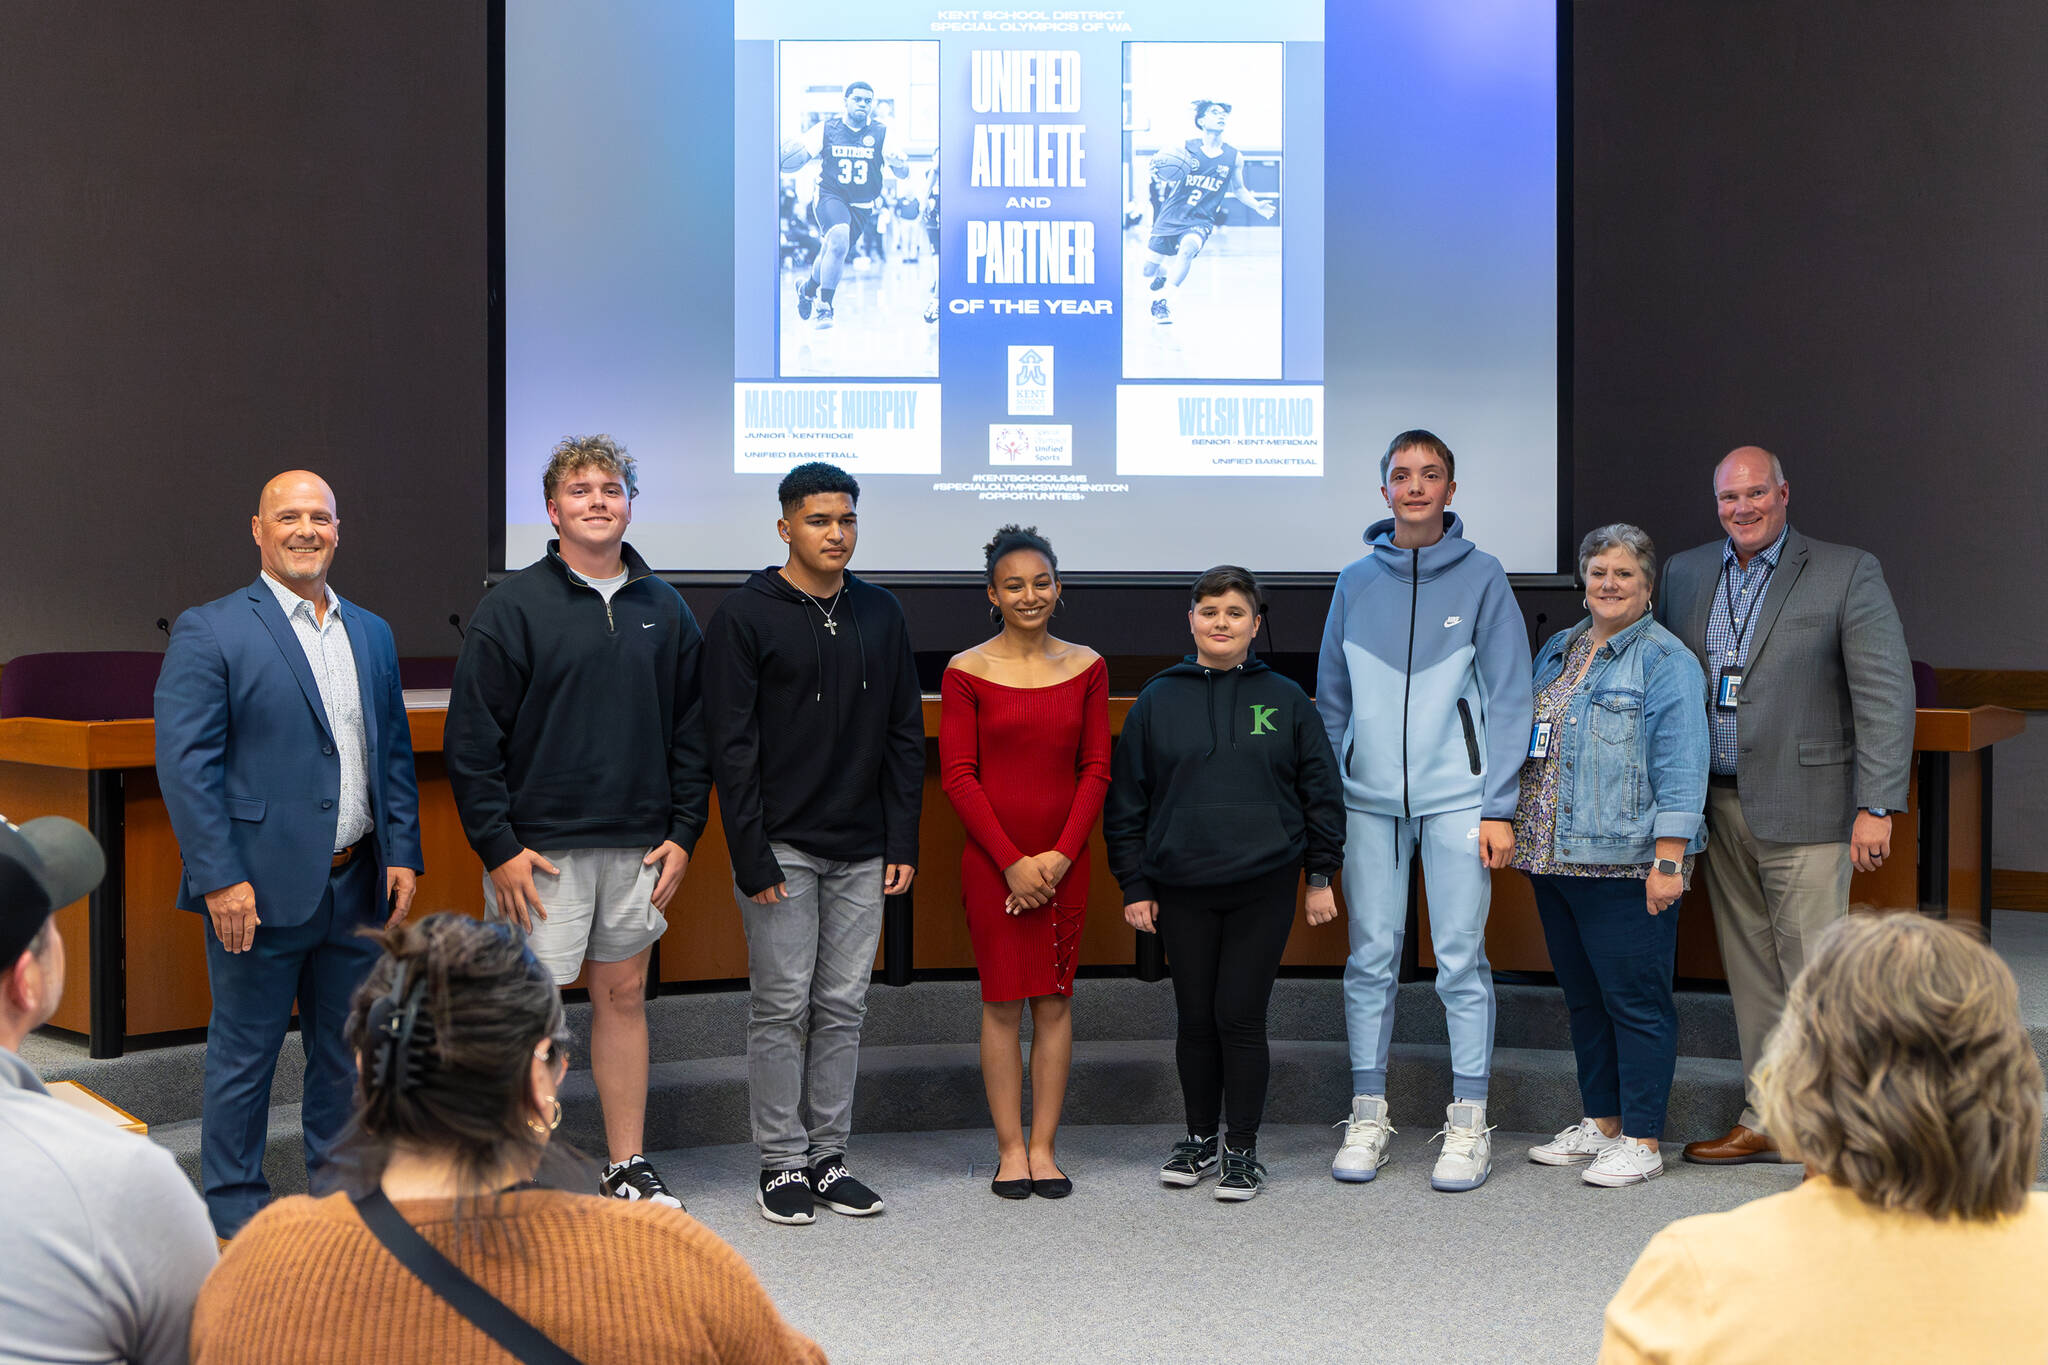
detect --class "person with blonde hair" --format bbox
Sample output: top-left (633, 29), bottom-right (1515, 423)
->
top-left (1600, 911), bottom-right (2048, 1362)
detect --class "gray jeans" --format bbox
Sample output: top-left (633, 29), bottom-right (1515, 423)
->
top-left (738, 842), bottom-right (886, 1169)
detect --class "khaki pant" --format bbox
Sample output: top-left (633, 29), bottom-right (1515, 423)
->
top-left (1701, 785), bottom-right (1853, 1133)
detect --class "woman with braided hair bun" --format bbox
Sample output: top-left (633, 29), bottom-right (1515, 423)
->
top-left (191, 914), bottom-right (824, 1365)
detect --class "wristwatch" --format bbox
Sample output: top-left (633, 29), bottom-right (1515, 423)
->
top-left (1863, 807), bottom-right (1891, 819)
top-left (1306, 873), bottom-right (1332, 889)
top-left (1652, 857), bottom-right (1681, 876)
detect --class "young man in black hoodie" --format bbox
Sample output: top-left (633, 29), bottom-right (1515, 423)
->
top-left (445, 435), bottom-right (710, 1209)
top-left (704, 461), bottom-right (924, 1225)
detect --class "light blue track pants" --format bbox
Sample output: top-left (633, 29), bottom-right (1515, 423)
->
top-left (1341, 807), bottom-right (1496, 1100)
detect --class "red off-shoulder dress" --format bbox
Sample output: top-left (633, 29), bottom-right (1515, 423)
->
top-left (938, 657), bottom-right (1111, 1002)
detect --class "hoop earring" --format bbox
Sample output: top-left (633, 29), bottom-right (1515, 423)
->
top-left (988, 604), bottom-right (1001, 628)
top-left (1053, 597), bottom-right (1068, 616)
top-left (528, 1095), bottom-right (562, 1137)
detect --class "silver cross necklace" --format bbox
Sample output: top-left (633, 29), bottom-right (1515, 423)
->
top-left (794, 580), bottom-right (845, 635)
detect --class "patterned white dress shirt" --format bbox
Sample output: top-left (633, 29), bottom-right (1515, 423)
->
top-left (261, 572), bottom-right (372, 851)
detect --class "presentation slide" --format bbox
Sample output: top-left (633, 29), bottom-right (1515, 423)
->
top-left (503, 1), bottom-right (1558, 577)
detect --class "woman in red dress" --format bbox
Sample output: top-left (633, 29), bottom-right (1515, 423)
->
top-left (939, 526), bottom-right (1110, 1200)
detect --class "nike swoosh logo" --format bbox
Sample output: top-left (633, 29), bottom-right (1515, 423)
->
top-left (1444, 616), bottom-right (1463, 627)
top-left (641, 622), bottom-right (655, 629)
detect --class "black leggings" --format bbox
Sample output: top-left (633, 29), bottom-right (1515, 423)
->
top-left (1155, 866), bottom-right (1300, 1147)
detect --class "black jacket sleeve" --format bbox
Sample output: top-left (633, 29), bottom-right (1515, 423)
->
top-left (444, 617), bottom-right (530, 871)
top-left (1294, 693), bottom-right (1345, 876)
top-left (1103, 693), bottom-right (1154, 903)
top-left (880, 609), bottom-right (925, 868)
top-left (667, 606), bottom-right (712, 855)
top-left (702, 607), bottom-right (784, 896)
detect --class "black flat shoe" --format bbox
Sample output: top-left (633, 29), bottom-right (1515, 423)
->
top-left (1031, 1174), bottom-right (1072, 1199)
top-left (991, 1176), bottom-right (1034, 1199)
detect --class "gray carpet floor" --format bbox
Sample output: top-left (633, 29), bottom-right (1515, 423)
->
top-left (662, 1122), bottom-right (1802, 1365)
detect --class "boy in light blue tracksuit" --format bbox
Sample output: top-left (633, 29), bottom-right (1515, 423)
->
top-left (1316, 430), bottom-right (1533, 1192)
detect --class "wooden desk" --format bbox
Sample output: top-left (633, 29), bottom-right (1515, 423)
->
top-left (0, 703), bottom-right (2020, 1054)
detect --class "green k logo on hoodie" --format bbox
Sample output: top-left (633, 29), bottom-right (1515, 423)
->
top-left (1249, 703), bottom-right (1277, 736)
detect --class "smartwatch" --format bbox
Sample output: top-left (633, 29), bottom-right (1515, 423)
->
top-left (1652, 857), bottom-right (1681, 876)
top-left (1306, 873), bottom-right (1332, 889)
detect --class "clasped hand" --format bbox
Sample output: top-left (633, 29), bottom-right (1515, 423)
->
top-left (1003, 851), bottom-right (1072, 915)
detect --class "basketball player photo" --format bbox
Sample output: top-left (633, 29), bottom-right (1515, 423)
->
top-left (776, 40), bottom-right (938, 378)
top-left (1122, 42), bottom-right (1285, 380)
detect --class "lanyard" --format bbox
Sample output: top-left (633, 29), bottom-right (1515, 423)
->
top-left (1718, 556), bottom-right (1776, 661)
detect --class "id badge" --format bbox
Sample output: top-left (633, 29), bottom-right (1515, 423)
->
top-left (1529, 720), bottom-right (1553, 759)
top-left (1716, 668), bottom-right (1744, 711)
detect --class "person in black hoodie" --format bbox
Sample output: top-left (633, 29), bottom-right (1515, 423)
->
top-left (702, 462), bottom-right (924, 1226)
top-left (1105, 565), bottom-right (1344, 1202)
top-left (445, 435), bottom-right (710, 1210)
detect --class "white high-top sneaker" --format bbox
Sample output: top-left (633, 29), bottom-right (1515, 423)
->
top-left (1429, 1101), bottom-right (1495, 1192)
top-left (1528, 1117), bottom-right (1624, 1167)
top-left (1331, 1095), bottom-right (1395, 1183)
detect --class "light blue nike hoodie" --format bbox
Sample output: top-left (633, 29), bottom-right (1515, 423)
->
top-left (1315, 512), bottom-right (1534, 820)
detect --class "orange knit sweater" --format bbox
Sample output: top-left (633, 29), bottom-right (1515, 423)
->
top-left (190, 1190), bottom-right (827, 1365)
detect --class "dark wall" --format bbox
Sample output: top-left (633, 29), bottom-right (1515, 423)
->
top-left (5, 2), bottom-right (2045, 845)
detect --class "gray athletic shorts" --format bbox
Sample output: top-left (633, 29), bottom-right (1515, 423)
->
top-left (482, 846), bottom-right (667, 985)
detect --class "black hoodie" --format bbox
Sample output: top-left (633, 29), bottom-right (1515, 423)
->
top-left (702, 568), bottom-right (924, 895)
top-left (1104, 655), bottom-right (1344, 903)
top-left (445, 541), bottom-right (710, 871)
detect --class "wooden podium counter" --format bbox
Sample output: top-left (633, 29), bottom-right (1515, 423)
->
top-left (0, 702), bottom-right (2021, 1055)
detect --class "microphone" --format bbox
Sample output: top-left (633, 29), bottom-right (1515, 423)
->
top-left (156, 617), bottom-right (170, 647)
top-left (448, 613), bottom-right (465, 642)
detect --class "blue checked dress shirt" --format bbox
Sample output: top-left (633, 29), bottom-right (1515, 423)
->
top-left (1704, 525), bottom-right (1788, 775)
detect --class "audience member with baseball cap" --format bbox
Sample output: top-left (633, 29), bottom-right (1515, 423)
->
top-left (0, 814), bottom-right (219, 1365)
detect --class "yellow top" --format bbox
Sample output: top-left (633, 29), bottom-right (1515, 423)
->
top-left (1601, 1177), bottom-right (2048, 1363)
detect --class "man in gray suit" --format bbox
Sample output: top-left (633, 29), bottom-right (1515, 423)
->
top-left (1656, 446), bottom-right (1914, 1164)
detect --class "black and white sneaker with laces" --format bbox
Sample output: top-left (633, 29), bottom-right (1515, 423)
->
top-left (809, 1156), bottom-right (884, 1216)
top-left (1214, 1143), bottom-right (1267, 1202)
top-left (757, 1167), bottom-right (815, 1225)
top-left (1159, 1133), bottom-right (1219, 1187)
top-left (600, 1155), bottom-right (682, 1210)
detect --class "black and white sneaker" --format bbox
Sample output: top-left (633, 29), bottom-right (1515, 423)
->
top-left (809, 1156), bottom-right (884, 1216)
top-left (796, 275), bottom-right (816, 321)
top-left (600, 1155), bottom-right (682, 1210)
top-left (1159, 1133), bottom-right (1219, 1187)
top-left (757, 1167), bottom-right (815, 1225)
top-left (1215, 1143), bottom-right (1267, 1202)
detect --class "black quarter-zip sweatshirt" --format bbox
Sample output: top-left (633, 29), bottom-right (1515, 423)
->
top-left (702, 567), bottom-right (925, 896)
top-left (445, 540), bottom-right (711, 871)
top-left (1103, 655), bottom-right (1345, 904)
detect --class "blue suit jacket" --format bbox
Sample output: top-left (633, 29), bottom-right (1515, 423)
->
top-left (154, 578), bottom-right (424, 927)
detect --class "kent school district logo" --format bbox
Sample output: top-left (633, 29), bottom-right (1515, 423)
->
top-left (1006, 345), bottom-right (1054, 415)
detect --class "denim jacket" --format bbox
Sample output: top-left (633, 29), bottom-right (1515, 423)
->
top-left (1528, 613), bottom-right (1710, 864)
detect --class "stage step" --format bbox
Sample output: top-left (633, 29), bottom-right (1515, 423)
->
top-left (151, 1037), bottom-right (1755, 1196)
top-left (33, 976), bottom-right (1743, 1128)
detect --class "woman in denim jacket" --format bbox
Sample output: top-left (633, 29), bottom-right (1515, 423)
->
top-left (1511, 525), bottom-right (1708, 1188)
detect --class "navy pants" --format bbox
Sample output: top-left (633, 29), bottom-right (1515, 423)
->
top-left (200, 852), bottom-right (381, 1237)
top-left (1526, 872), bottom-right (1679, 1139)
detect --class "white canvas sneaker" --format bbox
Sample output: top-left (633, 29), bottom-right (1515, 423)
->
top-left (1332, 1095), bottom-right (1395, 1183)
top-left (1583, 1138), bottom-right (1665, 1187)
top-left (1429, 1101), bottom-right (1495, 1192)
top-left (1528, 1118), bottom-right (1625, 1167)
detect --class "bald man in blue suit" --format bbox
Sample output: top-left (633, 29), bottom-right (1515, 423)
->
top-left (155, 470), bottom-right (422, 1238)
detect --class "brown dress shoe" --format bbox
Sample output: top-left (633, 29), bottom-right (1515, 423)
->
top-left (1682, 1123), bottom-right (1785, 1165)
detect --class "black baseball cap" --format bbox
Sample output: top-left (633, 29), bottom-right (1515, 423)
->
top-left (0, 816), bottom-right (105, 968)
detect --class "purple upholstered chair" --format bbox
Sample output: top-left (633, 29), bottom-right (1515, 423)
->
top-left (0, 651), bottom-right (166, 720)
top-left (1912, 660), bottom-right (1940, 708)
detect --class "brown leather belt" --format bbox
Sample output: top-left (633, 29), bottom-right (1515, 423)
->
top-left (331, 840), bottom-right (366, 868)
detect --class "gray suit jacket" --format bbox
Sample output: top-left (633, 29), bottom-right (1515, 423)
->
top-left (1656, 527), bottom-right (1914, 844)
